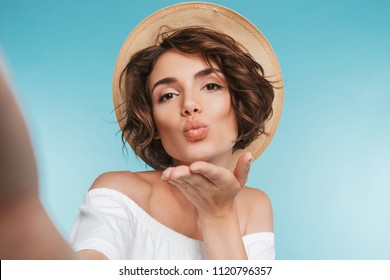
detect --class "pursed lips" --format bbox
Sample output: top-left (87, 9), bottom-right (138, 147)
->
top-left (183, 119), bottom-right (209, 141)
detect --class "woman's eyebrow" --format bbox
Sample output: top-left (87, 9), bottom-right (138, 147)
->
top-left (194, 68), bottom-right (223, 79)
top-left (151, 77), bottom-right (177, 93)
top-left (151, 68), bottom-right (223, 93)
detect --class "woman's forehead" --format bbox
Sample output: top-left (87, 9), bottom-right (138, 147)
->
top-left (149, 49), bottom-right (223, 86)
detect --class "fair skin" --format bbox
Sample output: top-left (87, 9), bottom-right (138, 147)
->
top-left (79, 50), bottom-right (273, 260)
top-left (0, 51), bottom-right (273, 260)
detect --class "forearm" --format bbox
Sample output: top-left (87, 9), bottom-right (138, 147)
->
top-left (199, 203), bottom-right (247, 260)
top-left (0, 192), bottom-right (76, 260)
top-left (0, 65), bottom-right (77, 260)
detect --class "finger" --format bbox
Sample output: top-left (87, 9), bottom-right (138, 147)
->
top-left (161, 167), bottom-right (175, 181)
top-left (169, 165), bottom-right (191, 180)
top-left (169, 179), bottom-right (195, 195)
top-left (167, 166), bottom-right (196, 191)
top-left (163, 166), bottom-right (208, 194)
top-left (189, 161), bottom-right (224, 183)
top-left (169, 179), bottom-right (186, 189)
top-left (234, 152), bottom-right (252, 187)
top-left (172, 168), bottom-right (207, 192)
top-left (183, 173), bottom-right (213, 193)
top-left (162, 165), bottom-right (191, 181)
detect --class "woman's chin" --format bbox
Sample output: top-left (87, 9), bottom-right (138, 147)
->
top-left (173, 149), bottom-right (233, 167)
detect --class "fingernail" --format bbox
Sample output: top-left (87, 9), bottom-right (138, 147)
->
top-left (161, 172), bottom-right (169, 181)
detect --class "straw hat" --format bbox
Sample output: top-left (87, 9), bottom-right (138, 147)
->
top-left (113, 2), bottom-right (283, 167)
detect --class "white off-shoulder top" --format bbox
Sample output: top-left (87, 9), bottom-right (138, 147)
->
top-left (69, 188), bottom-right (275, 260)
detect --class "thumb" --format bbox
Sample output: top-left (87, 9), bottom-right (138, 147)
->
top-left (233, 152), bottom-right (253, 187)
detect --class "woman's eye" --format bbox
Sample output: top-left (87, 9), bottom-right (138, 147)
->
top-left (158, 92), bottom-right (175, 102)
top-left (204, 83), bottom-right (221, 91)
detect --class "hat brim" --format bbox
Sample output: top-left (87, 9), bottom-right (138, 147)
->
top-left (113, 2), bottom-right (283, 168)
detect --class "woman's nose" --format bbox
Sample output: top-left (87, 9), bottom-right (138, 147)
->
top-left (181, 94), bottom-right (202, 116)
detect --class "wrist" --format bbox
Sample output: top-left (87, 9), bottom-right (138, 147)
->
top-left (197, 203), bottom-right (247, 260)
top-left (197, 203), bottom-right (238, 229)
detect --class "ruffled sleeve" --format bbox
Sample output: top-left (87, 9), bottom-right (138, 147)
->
top-left (69, 188), bottom-right (275, 260)
top-left (68, 188), bottom-right (134, 260)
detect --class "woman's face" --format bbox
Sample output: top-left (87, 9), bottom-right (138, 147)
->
top-left (149, 49), bottom-right (238, 168)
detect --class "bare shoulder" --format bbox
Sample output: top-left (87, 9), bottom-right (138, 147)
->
top-left (89, 170), bottom-right (160, 207)
top-left (90, 170), bottom-right (146, 191)
top-left (236, 186), bottom-right (274, 235)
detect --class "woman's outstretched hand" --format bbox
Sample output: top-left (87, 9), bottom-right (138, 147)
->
top-left (161, 152), bottom-right (253, 259)
top-left (161, 152), bottom-right (253, 220)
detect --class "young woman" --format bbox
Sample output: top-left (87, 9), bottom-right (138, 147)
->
top-left (69, 3), bottom-right (283, 260)
top-left (0, 2), bottom-right (282, 260)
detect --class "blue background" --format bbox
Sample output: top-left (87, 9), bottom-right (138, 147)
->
top-left (1, 0), bottom-right (389, 259)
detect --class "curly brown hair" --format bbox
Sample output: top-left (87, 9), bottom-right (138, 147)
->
top-left (119, 26), bottom-right (275, 170)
